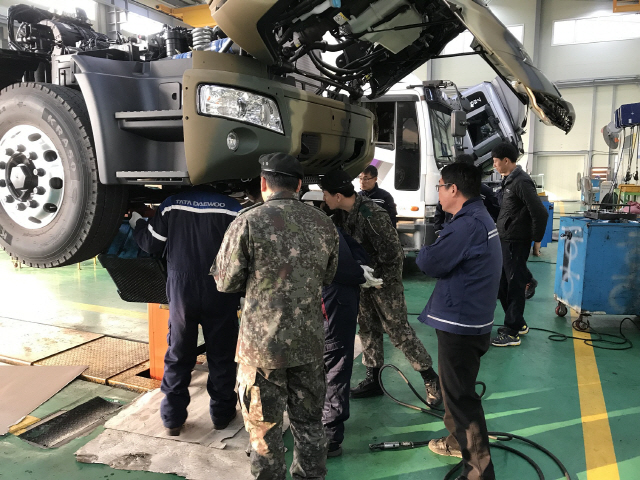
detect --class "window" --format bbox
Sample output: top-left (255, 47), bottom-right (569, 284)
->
top-left (552, 14), bottom-right (640, 45)
top-left (374, 102), bottom-right (396, 150)
top-left (428, 102), bottom-right (456, 169)
top-left (441, 25), bottom-right (524, 56)
top-left (394, 102), bottom-right (421, 191)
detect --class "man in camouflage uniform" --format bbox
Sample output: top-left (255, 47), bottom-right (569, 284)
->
top-left (320, 170), bottom-right (441, 405)
top-left (213, 153), bottom-right (339, 480)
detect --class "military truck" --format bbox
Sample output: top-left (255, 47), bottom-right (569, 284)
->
top-left (0, 0), bottom-right (574, 267)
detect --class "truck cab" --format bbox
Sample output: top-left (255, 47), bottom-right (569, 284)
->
top-left (363, 76), bottom-right (529, 251)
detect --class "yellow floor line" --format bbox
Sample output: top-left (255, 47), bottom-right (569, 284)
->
top-left (572, 311), bottom-right (620, 479)
top-left (63, 301), bottom-right (147, 320)
top-left (558, 201), bottom-right (565, 215)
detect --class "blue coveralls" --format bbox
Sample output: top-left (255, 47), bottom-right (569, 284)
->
top-left (133, 186), bottom-right (242, 428)
top-left (322, 229), bottom-right (367, 448)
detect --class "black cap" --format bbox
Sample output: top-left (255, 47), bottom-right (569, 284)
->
top-left (320, 170), bottom-right (353, 190)
top-left (259, 152), bottom-right (304, 179)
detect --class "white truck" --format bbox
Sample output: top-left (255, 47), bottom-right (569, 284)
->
top-left (362, 75), bottom-right (530, 250)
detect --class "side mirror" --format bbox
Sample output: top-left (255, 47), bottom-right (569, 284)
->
top-left (451, 110), bottom-right (468, 137)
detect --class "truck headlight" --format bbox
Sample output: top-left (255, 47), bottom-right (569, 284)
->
top-left (197, 85), bottom-right (284, 134)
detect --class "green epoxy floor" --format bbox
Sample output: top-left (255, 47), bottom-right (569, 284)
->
top-left (1, 230), bottom-right (640, 480)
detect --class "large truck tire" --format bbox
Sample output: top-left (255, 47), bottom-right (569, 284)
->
top-left (0, 83), bottom-right (128, 267)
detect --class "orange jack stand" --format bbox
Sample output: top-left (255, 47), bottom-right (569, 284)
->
top-left (148, 303), bottom-right (170, 381)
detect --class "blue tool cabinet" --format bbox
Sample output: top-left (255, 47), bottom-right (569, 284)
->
top-left (553, 217), bottom-right (640, 318)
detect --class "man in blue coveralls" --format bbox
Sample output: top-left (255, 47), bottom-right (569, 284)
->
top-left (417, 163), bottom-right (502, 480)
top-left (131, 185), bottom-right (242, 435)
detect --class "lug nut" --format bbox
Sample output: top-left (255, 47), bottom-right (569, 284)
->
top-left (28, 200), bottom-right (39, 208)
top-left (0, 180), bottom-right (5, 188)
top-left (17, 145), bottom-right (26, 152)
top-left (33, 186), bottom-right (46, 195)
top-left (5, 148), bottom-right (14, 156)
top-left (4, 195), bottom-right (14, 203)
top-left (34, 168), bottom-right (45, 177)
top-left (0, 161), bottom-right (5, 170)
top-left (16, 203), bottom-right (26, 211)
top-left (29, 152), bottom-right (38, 160)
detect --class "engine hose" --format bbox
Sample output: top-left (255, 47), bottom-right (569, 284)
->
top-left (373, 364), bottom-right (573, 480)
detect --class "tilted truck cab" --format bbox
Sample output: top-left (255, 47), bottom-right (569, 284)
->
top-left (0, 0), bottom-right (574, 267)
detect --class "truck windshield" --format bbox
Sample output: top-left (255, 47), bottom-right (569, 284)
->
top-left (427, 102), bottom-right (456, 169)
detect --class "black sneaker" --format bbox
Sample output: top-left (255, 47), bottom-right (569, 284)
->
top-left (498, 324), bottom-right (528, 336)
top-left (327, 443), bottom-right (343, 457)
top-left (428, 437), bottom-right (462, 458)
top-left (350, 367), bottom-right (383, 398)
top-left (491, 333), bottom-right (521, 347)
top-left (213, 410), bottom-right (237, 430)
top-left (525, 278), bottom-right (538, 299)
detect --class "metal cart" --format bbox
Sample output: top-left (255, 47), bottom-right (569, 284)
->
top-left (554, 215), bottom-right (640, 323)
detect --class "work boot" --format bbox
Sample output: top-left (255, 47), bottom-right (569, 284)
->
top-left (213, 410), bottom-right (237, 430)
top-left (420, 368), bottom-right (442, 406)
top-left (350, 367), bottom-right (383, 398)
top-left (165, 424), bottom-right (183, 436)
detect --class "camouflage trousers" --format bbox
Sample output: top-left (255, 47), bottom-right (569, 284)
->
top-left (237, 362), bottom-right (328, 480)
top-left (358, 281), bottom-right (433, 371)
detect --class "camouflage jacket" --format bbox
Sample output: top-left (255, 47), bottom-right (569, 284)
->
top-left (212, 191), bottom-right (339, 369)
top-left (332, 195), bottom-right (403, 284)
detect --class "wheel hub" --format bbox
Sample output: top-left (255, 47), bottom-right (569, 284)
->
top-left (0, 125), bottom-right (65, 229)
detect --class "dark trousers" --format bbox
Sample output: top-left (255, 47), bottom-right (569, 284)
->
top-left (322, 283), bottom-right (360, 447)
top-left (437, 329), bottom-right (495, 480)
top-left (498, 240), bottom-right (530, 335)
top-left (161, 272), bottom-right (241, 428)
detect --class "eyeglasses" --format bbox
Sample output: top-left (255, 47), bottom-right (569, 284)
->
top-left (358, 176), bottom-right (375, 181)
top-left (435, 183), bottom-right (453, 191)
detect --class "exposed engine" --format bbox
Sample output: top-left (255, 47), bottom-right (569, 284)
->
top-left (218, 0), bottom-right (466, 100)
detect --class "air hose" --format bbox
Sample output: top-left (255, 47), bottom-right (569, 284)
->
top-left (369, 364), bottom-right (572, 480)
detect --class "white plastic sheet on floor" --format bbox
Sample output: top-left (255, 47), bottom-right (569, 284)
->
top-left (76, 370), bottom-right (252, 479)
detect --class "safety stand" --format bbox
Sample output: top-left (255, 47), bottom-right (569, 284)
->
top-left (148, 303), bottom-right (170, 381)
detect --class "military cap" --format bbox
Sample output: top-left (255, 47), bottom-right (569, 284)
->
top-left (320, 170), bottom-right (353, 191)
top-left (259, 152), bottom-right (304, 179)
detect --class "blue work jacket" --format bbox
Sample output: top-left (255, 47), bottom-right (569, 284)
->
top-left (416, 197), bottom-right (502, 335)
top-left (133, 186), bottom-right (241, 276)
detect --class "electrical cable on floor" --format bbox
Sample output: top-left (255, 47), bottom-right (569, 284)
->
top-left (370, 364), bottom-right (572, 480)
top-left (407, 315), bottom-right (640, 350)
top-left (491, 319), bottom-right (640, 351)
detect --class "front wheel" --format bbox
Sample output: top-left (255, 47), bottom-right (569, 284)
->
top-left (0, 83), bottom-right (128, 267)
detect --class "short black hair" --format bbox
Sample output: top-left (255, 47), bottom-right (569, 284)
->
top-left (320, 170), bottom-right (356, 197)
top-left (261, 171), bottom-right (300, 192)
top-left (441, 162), bottom-right (481, 199)
top-left (491, 142), bottom-right (519, 163)
top-left (363, 165), bottom-right (378, 177)
top-left (455, 154), bottom-right (475, 166)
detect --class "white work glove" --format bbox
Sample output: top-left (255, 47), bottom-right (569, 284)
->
top-left (361, 265), bottom-right (383, 289)
top-left (129, 211), bottom-right (142, 229)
